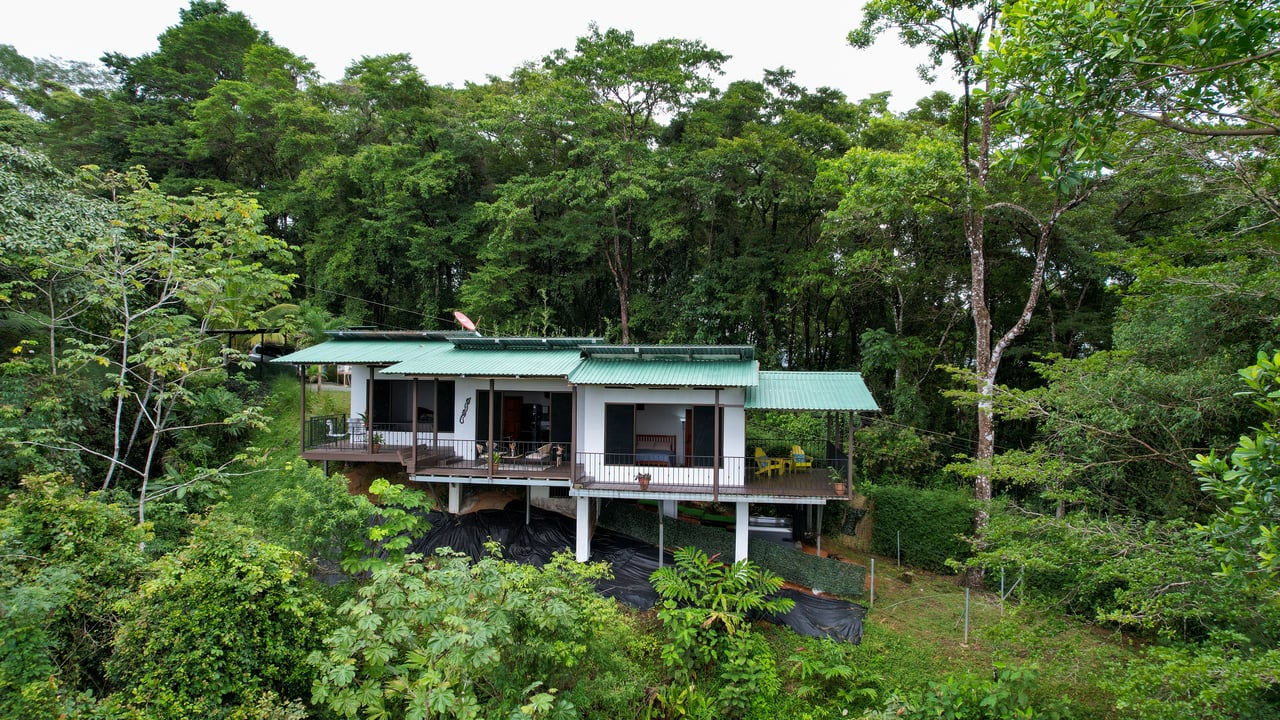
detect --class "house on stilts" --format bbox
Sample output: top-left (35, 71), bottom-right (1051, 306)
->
top-left (273, 331), bottom-right (879, 562)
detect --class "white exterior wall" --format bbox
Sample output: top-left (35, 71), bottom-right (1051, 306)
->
top-left (348, 372), bottom-right (572, 446)
top-left (576, 386), bottom-right (744, 452)
top-left (349, 365), bottom-right (371, 419)
top-left (452, 378), bottom-right (568, 443)
top-left (344, 368), bottom-right (750, 489)
top-left (578, 386), bottom-right (746, 488)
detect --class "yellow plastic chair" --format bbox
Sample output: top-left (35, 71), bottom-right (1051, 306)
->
top-left (791, 445), bottom-right (814, 471)
top-left (754, 447), bottom-right (786, 477)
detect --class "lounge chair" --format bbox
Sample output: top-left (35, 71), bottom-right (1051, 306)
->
top-left (791, 445), bottom-right (813, 471)
top-left (325, 419), bottom-right (348, 439)
top-left (524, 443), bottom-right (556, 464)
top-left (754, 447), bottom-right (785, 477)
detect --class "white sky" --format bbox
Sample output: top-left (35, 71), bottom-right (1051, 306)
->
top-left (6, 0), bottom-right (957, 112)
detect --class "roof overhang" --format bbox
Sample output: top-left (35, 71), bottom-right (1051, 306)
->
top-left (746, 371), bottom-right (879, 412)
top-left (567, 358), bottom-right (758, 387)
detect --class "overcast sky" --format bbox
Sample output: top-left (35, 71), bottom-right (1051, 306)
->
top-left (7, 0), bottom-right (957, 111)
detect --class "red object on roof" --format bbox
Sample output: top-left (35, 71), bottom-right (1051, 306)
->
top-left (453, 311), bottom-right (477, 332)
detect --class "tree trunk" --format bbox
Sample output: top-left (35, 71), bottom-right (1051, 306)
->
top-left (964, 88), bottom-right (996, 588)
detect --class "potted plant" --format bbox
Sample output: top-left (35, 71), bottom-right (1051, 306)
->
top-left (491, 451), bottom-right (502, 469)
top-left (636, 472), bottom-right (651, 490)
top-left (370, 433), bottom-right (383, 454)
top-left (829, 468), bottom-right (847, 497)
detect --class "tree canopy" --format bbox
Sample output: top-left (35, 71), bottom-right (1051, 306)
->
top-left (2, 0), bottom-right (1279, 716)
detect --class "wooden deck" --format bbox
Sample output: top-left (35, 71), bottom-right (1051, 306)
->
top-left (302, 442), bottom-right (846, 500)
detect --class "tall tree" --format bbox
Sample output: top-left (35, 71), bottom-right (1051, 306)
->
top-left (849, 2), bottom-right (1097, 567)
top-left (990, 0), bottom-right (1280, 146)
top-left (101, 0), bottom-right (274, 182)
top-left (472, 26), bottom-right (727, 341)
top-left (32, 167), bottom-right (295, 522)
top-left (0, 144), bottom-right (112, 370)
top-left (290, 54), bottom-right (474, 328)
top-left (661, 72), bottom-right (873, 362)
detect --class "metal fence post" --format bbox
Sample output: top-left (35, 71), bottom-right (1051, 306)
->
top-left (870, 557), bottom-right (875, 608)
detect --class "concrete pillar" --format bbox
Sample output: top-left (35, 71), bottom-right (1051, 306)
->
top-left (735, 501), bottom-right (750, 562)
top-left (817, 504), bottom-right (824, 556)
top-left (448, 483), bottom-right (461, 514)
top-left (575, 496), bottom-right (591, 562)
top-left (658, 509), bottom-right (665, 569)
top-left (662, 500), bottom-right (678, 519)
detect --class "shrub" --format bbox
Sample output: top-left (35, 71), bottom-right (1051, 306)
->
top-left (238, 462), bottom-right (373, 563)
top-left (0, 474), bottom-right (148, 716)
top-left (968, 510), bottom-right (1278, 641)
top-left (1105, 633), bottom-right (1280, 720)
top-left (649, 547), bottom-right (793, 719)
top-left (107, 517), bottom-right (330, 718)
top-left (850, 422), bottom-right (946, 487)
top-left (864, 664), bottom-right (1074, 719)
top-left (310, 547), bottom-right (632, 719)
top-left (866, 485), bottom-right (972, 572)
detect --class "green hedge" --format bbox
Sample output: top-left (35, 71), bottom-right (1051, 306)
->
top-left (865, 485), bottom-right (973, 572)
top-left (599, 502), bottom-right (866, 598)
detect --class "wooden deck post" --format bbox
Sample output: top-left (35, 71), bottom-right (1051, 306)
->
top-left (847, 411), bottom-right (855, 500)
top-left (713, 389), bottom-right (721, 502)
top-left (487, 379), bottom-right (496, 479)
top-left (298, 366), bottom-right (306, 456)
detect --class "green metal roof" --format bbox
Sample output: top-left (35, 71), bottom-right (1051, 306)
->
top-left (384, 348), bottom-right (585, 377)
top-left (746, 371), bottom-right (880, 411)
top-left (271, 334), bottom-right (879, 411)
top-left (271, 339), bottom-right (451, 365)
top-left (567, 358), bottom-right (759, 387)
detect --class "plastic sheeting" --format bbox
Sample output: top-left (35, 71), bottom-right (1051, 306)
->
top-left (406, 503), bottom-right (866, 644)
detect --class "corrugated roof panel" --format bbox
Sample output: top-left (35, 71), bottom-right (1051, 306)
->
top-left (746, 371), bottom-right (879, 411)
top-left (567, 358), bottom-right (759, 387)
top-left (450, 336), bottom-right (603, 350)
top-left (271, 339), bottom-right (451, 365)
top-left (384, 349), bottom-right (584, 377)
top-left (582, 345), bottom-right (755, 361)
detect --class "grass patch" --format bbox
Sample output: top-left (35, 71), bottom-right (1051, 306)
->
top-left (811, 532), bottom-right (1135, 716)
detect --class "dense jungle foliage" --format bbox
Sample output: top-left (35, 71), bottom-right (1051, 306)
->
top-left (2, 1), bottom-right (1279, 717)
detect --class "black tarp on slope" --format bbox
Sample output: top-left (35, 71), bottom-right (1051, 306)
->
top-left (406, 504), bottom-right (866, 644)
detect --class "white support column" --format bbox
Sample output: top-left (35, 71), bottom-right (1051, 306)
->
top-left (575, 496), bottom-right (591, 562)
top-left (657, 509), bottom-right (665, 569)
top-left (735, 501), bottom-right (750, 563)
top-left (448, 483), bottom-right (461, 514)
top-left (662, 500), bottom-right (678, 519)
top-left (816, 504), bottom-right (824, 556)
